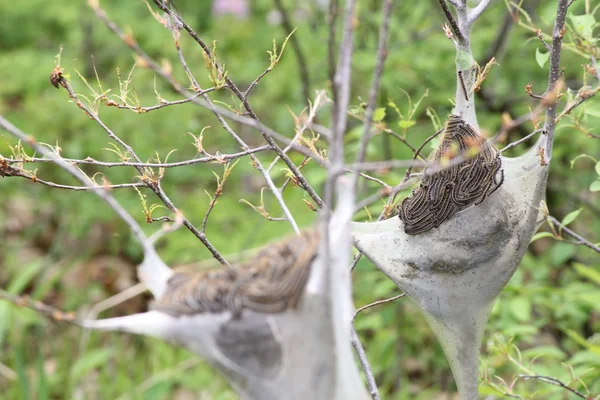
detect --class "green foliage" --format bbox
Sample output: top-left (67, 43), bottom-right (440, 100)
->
top-left (0, 0), bottom-right (599, 399)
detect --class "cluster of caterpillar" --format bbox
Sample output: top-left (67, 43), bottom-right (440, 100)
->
top-left (398, 115), bottom-right (504, 235)
top-left (153, 229), bottom-right (320, 317)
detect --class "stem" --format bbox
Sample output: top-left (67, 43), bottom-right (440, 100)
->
top-left (542, 0), bottom-right (570, 164)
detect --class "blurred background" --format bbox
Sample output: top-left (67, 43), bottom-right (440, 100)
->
top-left (0, 0), bottom-right (599, 399)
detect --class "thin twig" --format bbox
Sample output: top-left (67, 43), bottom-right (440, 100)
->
top-left (438, 0), bottom-right (465, 43)
top-left (541, 0), bottom-right (570, 163)
top-left (2, 146), bottom-right (270, 168)
top-left (92, 1), bottom-right (324, 207)
top-left (535, 28), bottom-right (552, 52)
top-left (350, 326), bottom-right (380, 400)
top-left (0, 164), bottom-right (146, 191)
top-left (402, 128), bottom-right (444, 181)
top-left (113, 88), bottom-right (217, 112)
top-left (328, 0), bottom-right (339, 106)
top-left (57, 76), bottom-right (231, 266)
top-left (467, 0), bottom-right (494, 25)
top-left (549, 216), bottom-right (600, 254)
top-left (518, 374), bottom-right (589, 399)
top-left (353, 0), bottom-right (395, 170)
top-left (0, 115), bottom-right (149, 249)
top-left (500, 129), bottom-right (544, 153)
top-left (266, 90), bottom-right (326, 173)
top-left (351, 293), bottom-right (406, 400)
top-left (355, 293), bottom-right (406, 316)
top-left (170, 34), bottom-right (300, 233)
top-left (0, 289), bottom-right (77, 324)
top-left (152, 0), bottom-right (324, 209)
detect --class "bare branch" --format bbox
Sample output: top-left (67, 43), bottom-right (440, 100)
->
top-left (500, 129), bottom-right (544, 153)
top-left (467, 0), bottom-right (494, 25)
top-left (151, 0), bottom-right (324, 210)
top-left (355, 293), bottom-right (406, 316)
top-left (438, 0), bottom-right (466, 44)
top-left (535, 28), bottom-right (552, 52)
top-left (328, 0), bottom-right (339, 104)
top-left (0, 163), bottom-right (146, 191)
top-left (91, 0), bottom-right (324, 208)
top-left (55, 75), bottom-right (231, 265)
top-left (518, 375), bottom-right (590, 399)
top-left (549, 216), bottom-right (600, 254)
top-left (0, 115), bottom-right (148, 247)
top-left (113, 88), bottom-right (218, 112)
top-left (0, 289), bottom-right (77, 324)
top-left (402, 128), bottom-right (444, 181)
top-left (351, 293), bottom-right (406, 400)
top-left (541, 0), bottom-right (570, 163)
top-left (2, 146), bottom-right (270, 168)
top-left (350, 327), bottom-right (380, 400)
top-left (353, 0), bottom-right (395, 170)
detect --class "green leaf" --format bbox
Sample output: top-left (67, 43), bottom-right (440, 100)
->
top-left (7, 260), bottom-right (44, 294)
top-left (15, 341), bottom-right (30, 400)
top-left (426, 106), bottom-right (442, 131)
top-left (373, 107), bottom-right (386, 122)
top-left (530, 232), bottom-right (554, 242)
top-left (509, 297), bottom-right (531, 322)
top-left (535, 48), bottom-right (550, 68)
top-left (585, 106), bottom-right (600, 118)
top-left (590, 180), bottom-right (600, 192)
top-left (550, 242), bottom-right (577, 266)
top-left (562, 208), bottom-right (582, 226)
top-left (570, 14), bottom-right (596, 40)
top-left (566, 329), bottom-right (590, 349)
top-left (70, 349), bottom-right (114, 385)
top-left (573, 263), bottom-right (600, 285)
top-left (36, 350), bottom-right (49, 400)
top-left (596, 162), bottom-right (600, 176)
top-left (399, 120), bottom-right (416, 129)
top-left (0, 302), bottom-right (10, 347)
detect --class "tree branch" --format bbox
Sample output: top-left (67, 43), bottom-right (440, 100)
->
top-left (549, 216), bottom-right (600, 254)
top-left (467, 0), bottom-right (494, 25)
top-left (56, 75), bottom-right (231, 265)
top-left (353, 0), bottom-right (395, 173)
top-left (541, 0), bottom-right (569, 164)
top-left (438, 0), bottom-right (465, 44)
top-left (151, 0), bottom-right (324, 210)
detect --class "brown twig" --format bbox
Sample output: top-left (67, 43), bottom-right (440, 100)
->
top-left (151, 0), bottom-right (324, 209)
top-left (402, 128), bottom-right (444, 181)
top-left (541, 0), bottom-right (570, 163)
top-left (170, 32), bottom-right (301, 233)
top-left (0, 163), bottom-right (146, 191)
top-left (113, 88), bottom-right (218, 112)
top-left (549, 216), bottom-right (600, 254)
top-left (353, 0), bottom-right (395, 170)
top-left (2, 146), bottom-right (270, 168)
top-left (56, 75), bottom-right (231, 266)
top-left (438, 0), bottom-right (465, 44)
top-left (351, 293), bottom-right (406, 400)
top-left (500, 129), bottom-right (545, 153)
top-left (518, 374), bottom-right (590, 399)
top-left (91, 1), bottom-right (323, 208)
top-left (0, 289), bottom-right (77, 324)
